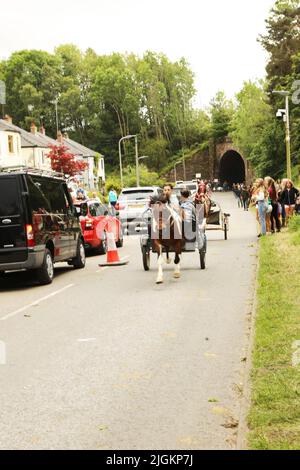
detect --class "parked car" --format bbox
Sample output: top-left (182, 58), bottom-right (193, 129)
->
top-left (74, 199), bottom-right (123, 253)
top-left (0, 169), bottom-right (85, 285)
top-left (116, 187), bottom-right (162, 233)
top-left (174, 181), bottom-right (198, 201)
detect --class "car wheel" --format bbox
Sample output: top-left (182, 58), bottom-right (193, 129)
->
top-left (224, 223), bottom-right (228, 240)
top-left (72, 239), bottom-right (86, 269)
top-left (199, 250), bottom-right (206, 270)
top-left (116, 228), bottom-right (123, 248)
top-left (36, 248), bottom-right (54, 285)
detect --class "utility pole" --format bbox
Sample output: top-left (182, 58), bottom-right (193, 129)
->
top-left (285, 94), bottom-right (292, 181)
top-left (273, 90), bottom-right (292, 180)
top-left (135, 135), bottom-right (139, 187)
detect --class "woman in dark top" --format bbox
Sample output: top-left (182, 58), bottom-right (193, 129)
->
top-left (280, 180), bottom-right (299, 223)
top-left (265, 176), bottom-right (281, 233)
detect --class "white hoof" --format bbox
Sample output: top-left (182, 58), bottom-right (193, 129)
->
top-left (156, 278), bottom-right (163, 284)
top-left (173, 272), bottom-right (181, 279)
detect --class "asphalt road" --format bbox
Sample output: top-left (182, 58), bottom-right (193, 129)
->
top-left (0, 193), bottom-right (257, 450)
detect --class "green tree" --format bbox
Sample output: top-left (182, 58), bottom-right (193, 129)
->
top-left (209, 91), bottom-right (234, 143)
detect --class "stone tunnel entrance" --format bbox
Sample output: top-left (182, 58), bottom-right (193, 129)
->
top-left (219, 150), bottom-right (246, 185)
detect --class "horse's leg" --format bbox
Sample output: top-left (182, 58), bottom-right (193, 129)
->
top-left (156, 245), bottom-right (164, 284)
top-left (173, 251), bottom-right (181, 279)
top-left (166, 248), bottom-right (172, 265)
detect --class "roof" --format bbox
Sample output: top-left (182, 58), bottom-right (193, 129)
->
top-left (0, 120), bottom-right (21, 133)
top-left (0, 119), bottom-right (100, 157)
top-left (62, 137), bottom-right (97, 158)
top-left (0, 119), bottom-right (48, 148)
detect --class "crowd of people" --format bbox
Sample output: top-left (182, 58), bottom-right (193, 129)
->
top-left (233, 178), bottom-right (300, 238)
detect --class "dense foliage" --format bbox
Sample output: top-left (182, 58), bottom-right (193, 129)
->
top-left (231, 0), bottom-right (300, 179)
top-left (0, 47), bottom-right (209, 175)
top-left (1, 0), bottom-right (299, 182)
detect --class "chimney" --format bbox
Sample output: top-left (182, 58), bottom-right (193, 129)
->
top-left (4, 114), bottom-right (12, 124)
top-left (30, 122), bottom-right (37, 134)
top-left (57, 131), bottom-right (63, 144)
top-left (39, 126), bottom-right (46, 135)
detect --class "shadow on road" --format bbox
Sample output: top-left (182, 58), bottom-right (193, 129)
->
top-left (0, 266), bottom-right (73, 292)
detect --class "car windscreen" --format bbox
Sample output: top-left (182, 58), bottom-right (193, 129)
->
top-left (119, 190), bottom-right (155, 202)
top-left (88, 203), bottom-right (107, 216)
top-left (0, 177), bottom-right (20, 216)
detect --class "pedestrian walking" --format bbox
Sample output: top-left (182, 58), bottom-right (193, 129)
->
top-left (241, 183), bottom-right (250, 211)
top-left (108, 187), bottom-right (118, 215)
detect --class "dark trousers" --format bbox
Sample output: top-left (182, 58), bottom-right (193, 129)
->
top-left (242, 198), bottom-right (249, 210)
top-left (271, 202), bottom-right (281, 232)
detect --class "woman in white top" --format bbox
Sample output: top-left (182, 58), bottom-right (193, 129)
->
top-left (251, 179), bottom-right (269, 237)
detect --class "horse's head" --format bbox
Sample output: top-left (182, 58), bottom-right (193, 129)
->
top-left (150, 194), bottom-right (170, 231)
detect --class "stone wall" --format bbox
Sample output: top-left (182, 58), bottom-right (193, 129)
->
top-left (164, 139), bottom-right (254, 185)
top-left (165, 148), bottom-right (211, 182)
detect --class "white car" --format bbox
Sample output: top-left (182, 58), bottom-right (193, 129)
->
top-left (117, 187), bottom-right (162, 233)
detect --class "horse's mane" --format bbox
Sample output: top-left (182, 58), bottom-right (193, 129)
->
top-left (149, 194), bottom-right (168, 206)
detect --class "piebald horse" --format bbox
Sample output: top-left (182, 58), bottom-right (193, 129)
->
top-left (149, 195), bottom-right (185, 284)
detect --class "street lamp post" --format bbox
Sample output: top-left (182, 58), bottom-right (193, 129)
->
top-left (174, 161), bottom-right (182, 183)
top-left (182, 150), bottom-right (187, 181)
top-left (137, 155), bottom-right (149, 187)
top-left (118, 134), bottom-right (139, 188)
top-left (273, 90), bottom-right (292, 180)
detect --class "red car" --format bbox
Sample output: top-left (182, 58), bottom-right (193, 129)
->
top-left (74, 199), bottom-right (123, 254)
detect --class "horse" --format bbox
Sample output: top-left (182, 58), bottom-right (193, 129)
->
top-left (149, 195), bottom-right (185, 284)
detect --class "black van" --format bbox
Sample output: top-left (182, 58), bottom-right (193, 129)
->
top-left (0, 169), bottom-right (86, 284)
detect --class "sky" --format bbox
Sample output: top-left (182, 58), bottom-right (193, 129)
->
top-left (0, 0), bottom-right (275, 107)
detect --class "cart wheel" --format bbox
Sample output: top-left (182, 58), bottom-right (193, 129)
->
top-left (199, 250), bottom-right (206, 270)
top-left (142, 246), bottom-right (150, 271)
top-left (224, 223), bottom-right (228, 240)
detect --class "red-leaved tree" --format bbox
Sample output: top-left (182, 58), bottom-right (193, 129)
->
top-left (47, 145), bottom-right (88, 177)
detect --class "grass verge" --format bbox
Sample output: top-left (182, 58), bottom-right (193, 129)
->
top-left (247, 217), bottom-right (300, 450)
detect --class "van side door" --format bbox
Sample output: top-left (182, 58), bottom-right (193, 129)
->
top-left (0, 175), bottom-right (27, 261)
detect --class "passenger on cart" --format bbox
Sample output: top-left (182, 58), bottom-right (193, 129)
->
top-left (179, 189), bottom-right (197, 242)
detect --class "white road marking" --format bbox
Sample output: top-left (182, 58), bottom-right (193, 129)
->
top-left (96, 267), bottom-right (109, 273)
top-left (77, 338), bottom-right (97, 343)
top-left (0, 284), bottom-right (75, 321)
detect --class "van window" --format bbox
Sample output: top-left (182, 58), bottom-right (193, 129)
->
top-left (0, 177), bottom-right (19, 216)
top-left (27, 176), bottom-right (51, 212)
top-left (47, 182), bottom-right (67, 213)
top-left (27, 176), bottom-right (66, 214)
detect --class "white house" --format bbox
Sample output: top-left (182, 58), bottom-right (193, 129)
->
top-left (0, 117), bottom-right (51, 169)
top-left (55, 131), bottom-right (105, 190)
top-left (0, 120), bottom-right (23, 167)
top-left (0, 116), bottom-right (105, 190)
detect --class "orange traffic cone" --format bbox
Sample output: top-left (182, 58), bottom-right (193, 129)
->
top-left (99, 220), bottom-right (129, 267)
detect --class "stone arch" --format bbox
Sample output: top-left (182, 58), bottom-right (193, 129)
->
top-left (219, 150), bottom-right (246, 185)
top-left (215, 139), bottom-right (251, 185)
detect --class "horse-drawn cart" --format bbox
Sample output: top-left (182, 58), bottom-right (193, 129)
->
top-left (140, 207), bottom-right (207, 272)
top-left (206, 200), bottom-right (230, 240)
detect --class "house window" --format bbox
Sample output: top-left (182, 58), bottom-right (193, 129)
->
top-left (8, 135), bottom-right (14, 154)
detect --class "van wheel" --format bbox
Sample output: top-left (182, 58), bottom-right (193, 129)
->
top-left (36, 249), bottom-right (54, 285)
top-left (72, 239), bottom-right (86, 269)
